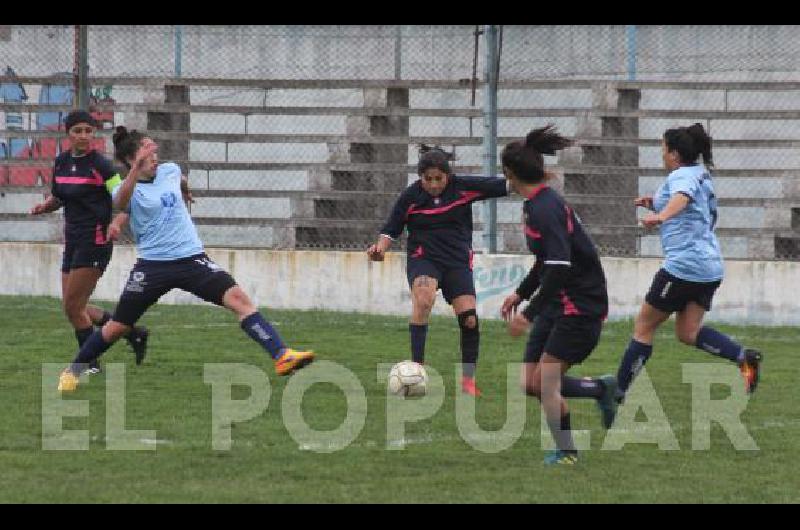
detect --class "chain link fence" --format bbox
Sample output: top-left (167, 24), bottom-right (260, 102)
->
top-left (2, 25), bottom-right (799, 259)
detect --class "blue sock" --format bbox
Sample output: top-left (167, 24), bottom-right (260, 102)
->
top-left (70, 329), bottom-right (114, 374)
top-left (616, 339), bottom-right (653, 395)
top-left (696, 326), bottom-right (744, 363)
top-left (409, 324), bottom-right (427, 364)
top-left (241, 312), bottom-right (286, 360)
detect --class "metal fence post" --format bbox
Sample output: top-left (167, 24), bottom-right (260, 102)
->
top-left (626, 25), bottom-right (637, 81)
top-left (482, 24), bottom-right (499, 253)
top-left (175, 25), bottom-right (183, 78)
top-left (394, 25), bottom-right (402, 80)
top-left (75, 25), bottom-right (89, 110)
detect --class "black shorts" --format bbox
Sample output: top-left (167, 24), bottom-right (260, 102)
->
top-left (112, 253), bottom-right (237, 326)
top-left (645, 268), bottom-right (721, 313)
top-left (406, 257), bottom-right (475, 304)
top-left (61, 242), bottom-right (113, 273)
top-left (523, 313), bottom-right (603, 365)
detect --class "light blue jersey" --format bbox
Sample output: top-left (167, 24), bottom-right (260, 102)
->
top-left (653, 164), bottom-right (723, 282)
top-left (111, 162), bottom-right (204, 260)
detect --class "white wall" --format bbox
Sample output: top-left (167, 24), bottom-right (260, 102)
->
top-left (1, 242), bottom-right (798, 326)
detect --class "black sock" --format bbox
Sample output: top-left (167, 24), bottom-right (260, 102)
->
top-left (561, 375), bottom-right (604, 399)
top-left (457, 310), bottom-right (479, 379)
top-left (97, 311), bottom-right (112, 327)
top-left (547, 412), bottom-right (577, 454)
top-left (74, 327), bottom-right (93, 347)
top-left (409, 324), bottom-right (427, 364)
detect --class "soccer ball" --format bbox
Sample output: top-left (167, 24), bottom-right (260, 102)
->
top-left (387, 361), bottom-right (427, 397)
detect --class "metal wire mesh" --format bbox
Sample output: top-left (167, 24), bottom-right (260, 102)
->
top-left (1, 25), bottom-right (799, 259)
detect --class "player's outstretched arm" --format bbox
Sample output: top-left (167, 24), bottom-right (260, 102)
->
top-left (367, 234), bottom-right (393, 261)
top-left (30, 195), bottom-right (62, 215)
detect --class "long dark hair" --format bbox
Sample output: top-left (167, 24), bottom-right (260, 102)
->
top-left (501, 124), bottom-right (573, 183)
top-left (417, 144), bottom-right (454, 176)
top-left (112, 125), bottom-right (146, 169)
top-left (664, 122), bottom-right (713, 168)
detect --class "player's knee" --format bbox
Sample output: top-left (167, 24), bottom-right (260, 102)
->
top-left (63, 298), bottom-right (85, 323)
top-left (103, 321), bottom-right (130, 342)
top-left (520, 369), bottom-right (540, 396)
top-left (457, 309), bottom-right (478, 331)
top-left (412, 290), bottom-right (436, 313)
top-left (676, 327), bottom-right (699, 346)
top-left (224, 286), bottom-right (255, 313)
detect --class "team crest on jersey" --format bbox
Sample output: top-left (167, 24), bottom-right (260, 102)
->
top-left (433, 198), bottom-right (441, 205)
top-left (71, 165), bottom-right (77, 173)
top-left (161, 192), bottom-right (177, 208)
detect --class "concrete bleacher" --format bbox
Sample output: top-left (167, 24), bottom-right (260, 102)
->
top-left (2, 78), bottom-right (799, 258)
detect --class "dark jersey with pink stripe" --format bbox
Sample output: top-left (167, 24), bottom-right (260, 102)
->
top-left (381, 175), bottom-right (507, 267)
top-left (523, 184), bottom-right (608, 318)
top-left (51, 150), bottom-right (118, 245)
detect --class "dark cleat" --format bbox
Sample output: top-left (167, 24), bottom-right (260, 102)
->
top-left (597, 374), bottom-right (619, 429)
top-left (126, 326), bottom-right (149, 365)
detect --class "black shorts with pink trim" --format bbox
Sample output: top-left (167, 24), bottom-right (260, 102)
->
top-left (523, 314), bottom-right (603, 365)
top-left (406, 257), bottom-right (475, 305)
top-left (61, 241), bottom-right (113, 273)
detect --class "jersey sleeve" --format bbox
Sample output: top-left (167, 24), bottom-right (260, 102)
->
top-left (94, 153), bottom-right (118, 180)
top-left (516, 260), bottom-right (542, 299)
top-left (531, 202), bottom-right (572, 266)
top-left (380, 186), bottom-right (414, 240)
top-left (668, 169), bottom-right (700, 202)
top-left (454, 175), bottom-right (509, 199)
top-left (50, 158), bottom-right (59, 197)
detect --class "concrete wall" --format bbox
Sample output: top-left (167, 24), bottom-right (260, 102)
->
top-left (1, 242), bottom-right (798, 326)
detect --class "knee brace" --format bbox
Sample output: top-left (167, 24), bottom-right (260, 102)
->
top-left (457, 309), bottom-right (479, 333)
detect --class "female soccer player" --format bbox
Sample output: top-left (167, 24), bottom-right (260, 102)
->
top-left (367, 146), bottom-right (508, 397)
top-left (613, 123), bottom-right (762, 406)
top-left (500, 125), bottom-right (617, 465)
top-left (30, 110), bottom-right (148, 373)
top-left (57, 127), bottom-right (314, 392)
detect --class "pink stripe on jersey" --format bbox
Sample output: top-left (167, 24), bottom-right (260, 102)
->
top-left (560, 290), bottom-right (581, 316)
top-left (55, 175), bottom-right (103, 186)
top-left (565, 205), bottom-right (574, 234)
top-left (524, 226), bottom-right (542, 239)
top-left (95, 224), bottom-right (106, 245)
top-left (408, 190), bottom-right (483, 216)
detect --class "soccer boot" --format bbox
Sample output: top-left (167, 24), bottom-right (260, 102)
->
top-left (126, 326), bottom-right (149, 365)
top-left (275, 348), bottom-right (315, 376)
top-left (461, 375), bottom-right (482, 397)
top-left (596, 374), bottom-right (619, 429)
top-left (739, 349), bottom-right (762, 394)
top-left (543, 449), bottom-right (578, 466)
top-left (57, 369), bottom-right (80, 393)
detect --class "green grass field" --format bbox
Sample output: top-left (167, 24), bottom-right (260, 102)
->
top-left (1, 294), bottom-right (797, 503)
